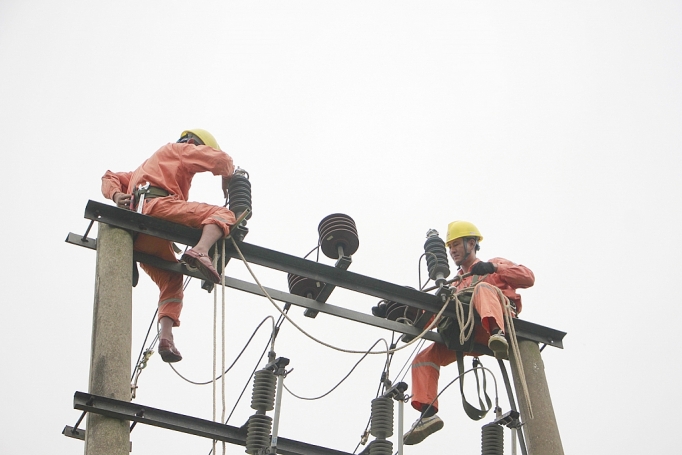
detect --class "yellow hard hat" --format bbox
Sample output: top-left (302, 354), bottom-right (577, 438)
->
top-left (445, 220), bottom-right (483, 246)
top-left (180, 129), bottom-right (221, 150)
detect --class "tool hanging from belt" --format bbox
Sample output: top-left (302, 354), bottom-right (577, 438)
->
top-left (133, 183), bottom-right (169, 213)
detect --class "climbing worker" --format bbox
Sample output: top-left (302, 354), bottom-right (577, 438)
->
top-left (101, 129), bottom-right (237, 363)
top-left (403, 220), bottom-right (534, 445)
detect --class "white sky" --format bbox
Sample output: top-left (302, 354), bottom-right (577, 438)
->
top-left (2, 1), bottom-right (681, 454)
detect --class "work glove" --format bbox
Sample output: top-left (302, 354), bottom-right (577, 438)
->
top-left (470, 261), bottom-right (496, 275)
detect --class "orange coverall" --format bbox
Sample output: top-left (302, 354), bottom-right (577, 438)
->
top-left (410, 258), bottom-right (534, 413)
top-left (101, 142), bottom-right (236, 327)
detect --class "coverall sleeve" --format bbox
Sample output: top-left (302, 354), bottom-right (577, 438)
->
top-left (181, 144), bottom-right (235, 177)
top-left (101, 170), bottom-right (133, 200)
top-left (490, 258), bottom-right (535, 289)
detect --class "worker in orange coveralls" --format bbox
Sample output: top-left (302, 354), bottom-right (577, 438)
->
top-left (101, 129), bottom-right (237, 363)
top-left (403, 220), bottom-right (535, 445)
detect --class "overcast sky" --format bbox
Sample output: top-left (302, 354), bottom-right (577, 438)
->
top-left (2, 1), bottom-right (681, 454)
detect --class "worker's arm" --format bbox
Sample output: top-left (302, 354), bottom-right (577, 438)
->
top-left (178, 143), bottom-right (235, 178)
top-left (489, 258), bottom-right (535, 289)
top-left (102, 170), bottom-right (133, 209)
top-left (102, 170), bottom-right (133, 199)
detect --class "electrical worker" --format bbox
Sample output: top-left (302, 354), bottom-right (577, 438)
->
top-left (403, 220), bottom-right (535, 445)
top-left (101, 129), bottom-right (237, 363)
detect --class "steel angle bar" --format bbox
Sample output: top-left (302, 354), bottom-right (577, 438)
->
top-left (84, 200), bottom-right (202, 245)
top-left (73, 392), bottom-right (353, 455)
top-left (218, 275), bottom-right (446, 344)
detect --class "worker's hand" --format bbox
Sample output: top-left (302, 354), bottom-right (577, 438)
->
top-left (470, 261), bottom-right (496, 275)
top-left (222, 175), bottom-right (231, 199)
top-left (113, 192), bottom-right (132, 210)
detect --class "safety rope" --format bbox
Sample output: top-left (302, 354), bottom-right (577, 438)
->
top-left (211, 248), bottom-right (218, 455)
top-left (210, 241), bottom-right (229, 455)
top-left (229, 237), bottom-right (450, 356)
top-left (455, 282), bottom-right (479, 346)
top-left (495, 286), bottom-right (534, 420)
top-left (220, 241), bottom-right (228, 455)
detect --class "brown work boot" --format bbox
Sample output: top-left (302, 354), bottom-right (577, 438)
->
top-left (158, 338), bottom-right (183, 363)
top-left (181, 248), bottom-right (221, 283)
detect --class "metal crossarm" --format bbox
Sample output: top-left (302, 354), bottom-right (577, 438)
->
top-left (73, 392), bottom-right (353, 455)
top-left (68, 200), bottom-right (566, 348)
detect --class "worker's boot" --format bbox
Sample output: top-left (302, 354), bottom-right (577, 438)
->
top-left (158, 338), bottom-right (183, 363)
top-left (488, 330), bottom-right (509, 360)
top-left (403, 415), bottom-right (444, 445)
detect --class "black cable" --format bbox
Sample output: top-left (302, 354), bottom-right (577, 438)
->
top-left (131, 308), bottom-right (158, 381)
top-left (284, 338), bottom-right (385, 401)
top-left (303, 244), bottom-right (320, 260)
top-left (169, 316), bottom-right (274, 386)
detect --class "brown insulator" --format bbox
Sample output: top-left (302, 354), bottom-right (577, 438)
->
top-left (287, 273), bottom-right (323, 299)
top-left (318, 213), bottom-right (359, 259)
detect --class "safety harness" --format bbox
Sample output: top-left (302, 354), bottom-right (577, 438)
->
top-left (133, 183), bottom-right (170, 213)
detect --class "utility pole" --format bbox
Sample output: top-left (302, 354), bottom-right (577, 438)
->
top-left (509, 339), bottom-right (564, 455)
top-left (84, 224), bottom-right (133, 455)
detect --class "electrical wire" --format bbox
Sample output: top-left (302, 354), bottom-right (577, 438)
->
top-left (168, 316), bottom-right (275, 385)
top-left (283, 338), bottom-right (388, 401)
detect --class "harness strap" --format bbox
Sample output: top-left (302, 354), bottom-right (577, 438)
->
top-left (134, 185), bottom-right (169, 200)
top-left (456, 350), bottom-right (492, 420)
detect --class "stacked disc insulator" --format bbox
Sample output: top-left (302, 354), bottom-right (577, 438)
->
top-left (318, 213), bottom-right (359, 259)
top-left (246, 369), bottom-right (277, 454)
top-left (371, 287), bottom-right (420, 324)
top-left (228, 171), bottom-right (252, 220)
top-left (384, 301), bottom-right (420, 324)
top-left (287, 273), bottom-right (323, 299)
top-left (424, 232), bottom-right (450, 281)
top-left (368, 397), bottom-right (394, 455)
top-left (481, 422), bottom-right (504, 455)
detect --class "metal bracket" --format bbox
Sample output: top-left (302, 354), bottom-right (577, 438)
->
top-left (304, 254), bottom-right (352, 318)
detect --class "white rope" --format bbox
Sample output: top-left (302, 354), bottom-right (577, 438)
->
top-left (496, 287), bottom-right (534, 420)
top-left (455, 283), bottom-right (478, 346)
top-left (229, 237), bottom-right (448, 355)
top-left (220, 240), bottom-right (227, 455)
top-left (211, 249), bottom-right (219, 455)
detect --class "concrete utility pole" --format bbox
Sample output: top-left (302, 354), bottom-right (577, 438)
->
top-left (509, 339), bottom-right (564, 455)
top-left (85, 224), bottom-right (133, 455)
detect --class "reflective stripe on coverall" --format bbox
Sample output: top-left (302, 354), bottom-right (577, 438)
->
top-left (101, 142), bottom-right (237, 327)
top-left (410, 258), bottom-right (535, 413)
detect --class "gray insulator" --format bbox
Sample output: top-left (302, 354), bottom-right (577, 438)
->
top-left (481, 422), bottom-right (504, 455)
top-left (370, 397), bottom-right (393, 439)
top-left (251, 369), bottom-right (276, 411)
top-left (245, 414), bottom-right (272, 454)
top-left (228, 173), bottom-right (252, 220)
top-left (424, 235), bottom-right (450, 281)
top-left (369, 439), bottom-right (393, 455)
